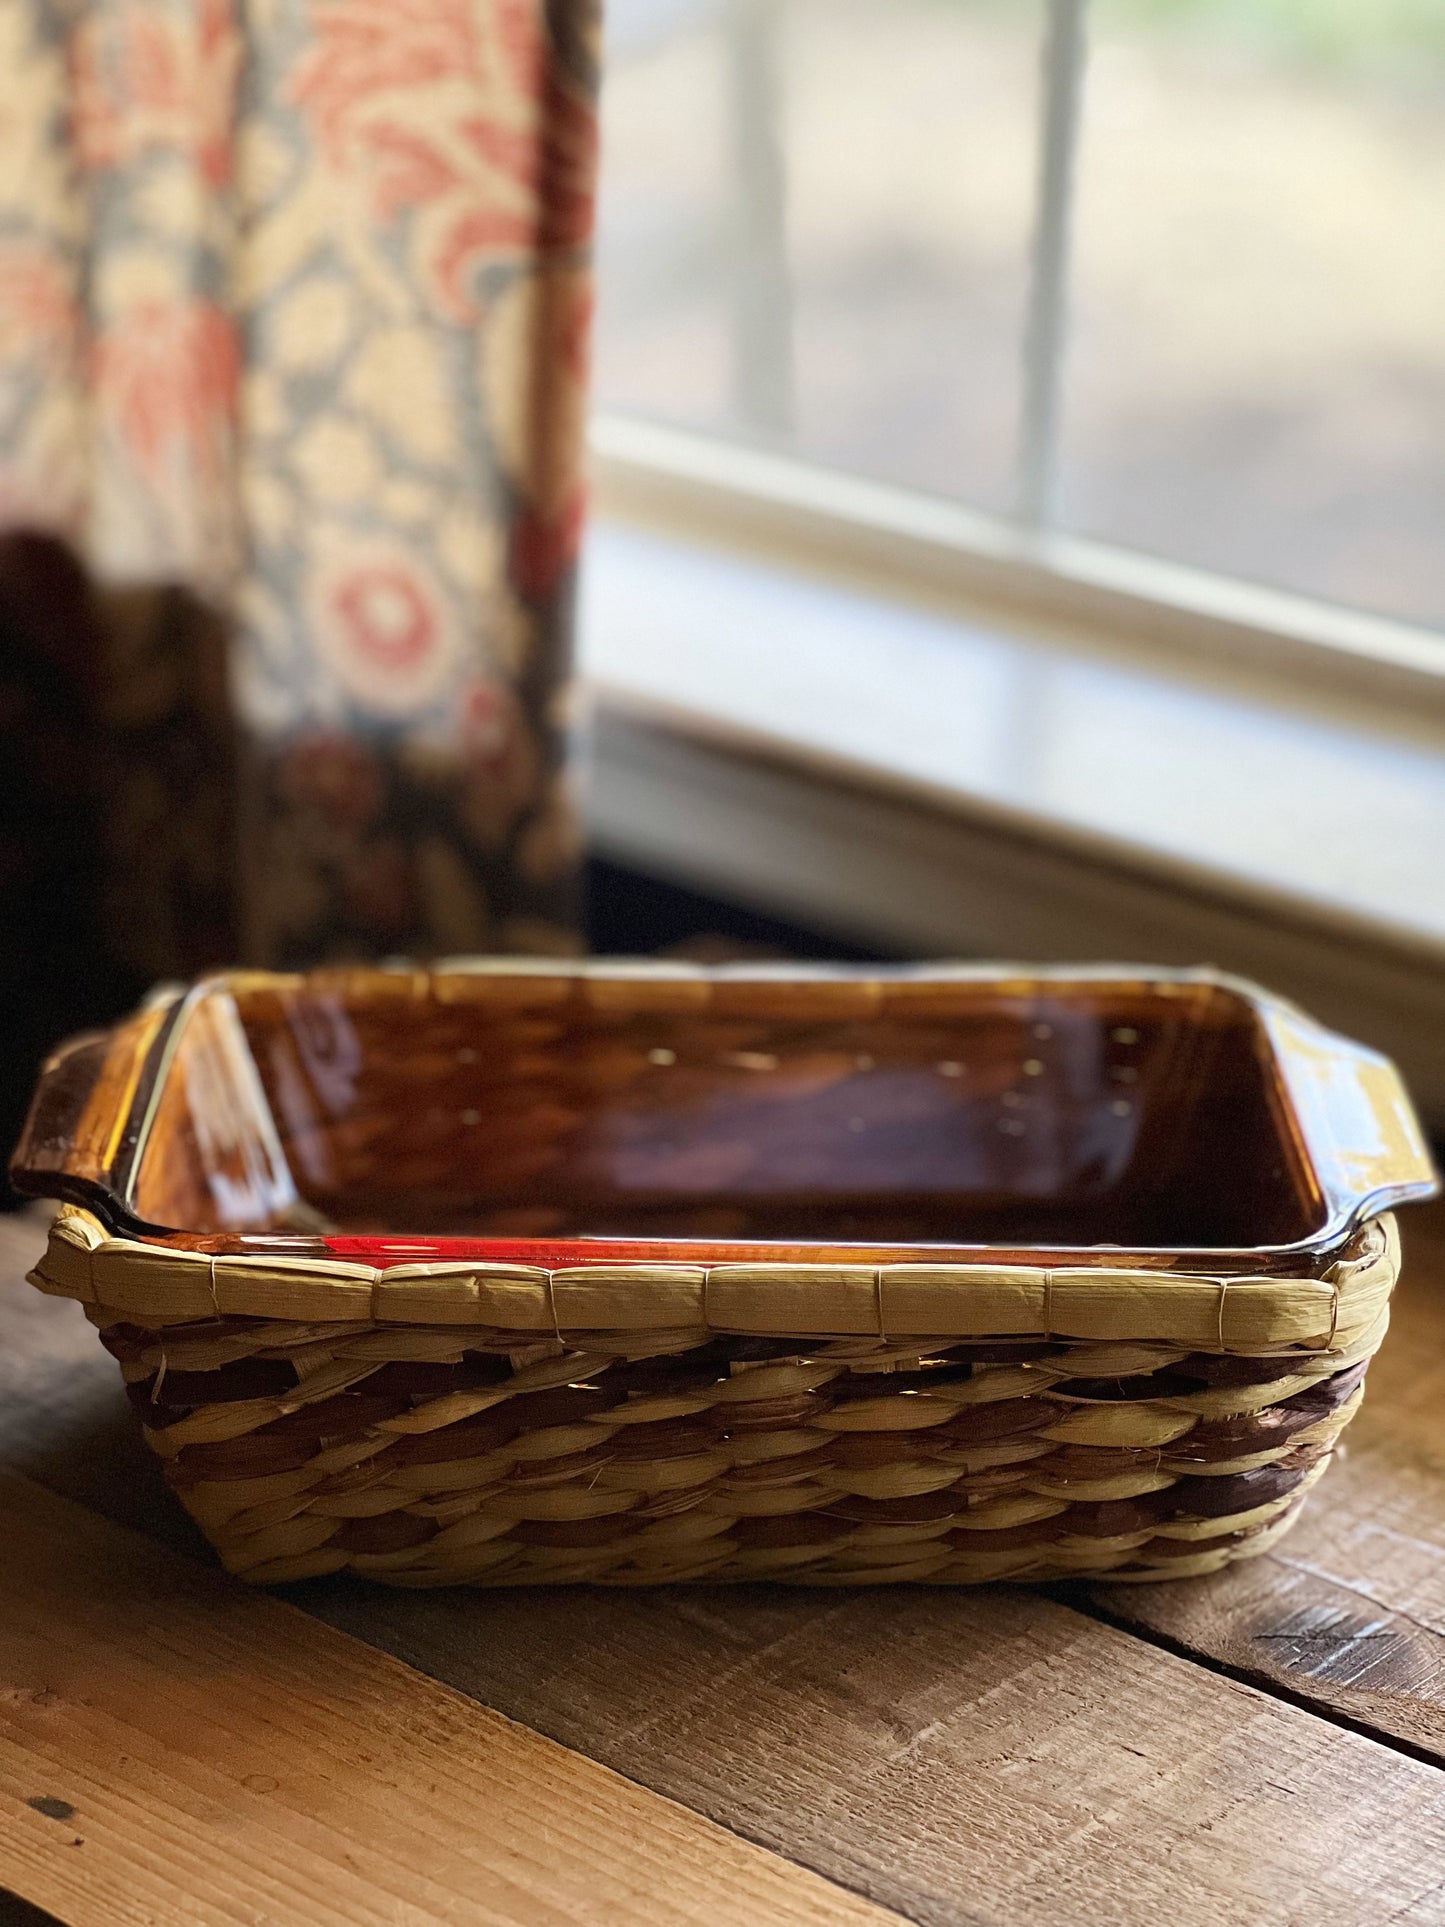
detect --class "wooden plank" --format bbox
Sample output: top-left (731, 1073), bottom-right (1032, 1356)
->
top-left (304, 1576), bottom-right (1445, 1927)
top-left (0, 1469), bottom-right (895, 1927)
top-left (1086, 1201), bottom-right (1445, 1759)
top-left (0, 1213), bottom-right (197, 1556)
top-left (11, 1210), bottom-right (1445, 1923)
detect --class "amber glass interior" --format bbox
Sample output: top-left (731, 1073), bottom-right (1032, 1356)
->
top-left (127, 975), bottom-right (1325, 1251)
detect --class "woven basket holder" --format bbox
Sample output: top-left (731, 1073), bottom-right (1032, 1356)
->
top-left (24, 1200), bottom-right (1397, 1588)
top-left (16, 961), bottom-right (1437, 1587)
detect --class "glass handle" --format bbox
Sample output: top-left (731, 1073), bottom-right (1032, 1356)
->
top-left (9, 1001), bottom-right (173, 1215)
top-left (1265, 1000), bottom-right (1439, 1239)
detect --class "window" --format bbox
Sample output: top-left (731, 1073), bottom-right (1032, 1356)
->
top-left (593, 0), bottom-right (1445, 646)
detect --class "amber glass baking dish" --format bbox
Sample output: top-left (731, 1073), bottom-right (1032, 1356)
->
top-left (13, 961), bottom-right (1437, 1587)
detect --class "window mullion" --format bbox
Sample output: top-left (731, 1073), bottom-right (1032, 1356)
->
top-left (724, 0), bottom-right (795, 436)
top-left (1017, 0), bottom-right (1089, 531)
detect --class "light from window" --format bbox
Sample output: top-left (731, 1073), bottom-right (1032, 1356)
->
top-left (594, 0), bottom-right (1445, 633)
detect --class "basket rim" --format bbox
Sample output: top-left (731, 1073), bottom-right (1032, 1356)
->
top-left (28, 1201), bottom-right (1399, 1358)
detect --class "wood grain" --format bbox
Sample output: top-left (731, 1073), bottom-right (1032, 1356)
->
top-left (302, 1579), bottom-right (1445, 1927)
top-left (0, 1213), bottom-right (197, 1555)
top-left (0, 1468), bottom-right (896, 1927)
top-left (11, 1209), bottom-right (1445, 1924)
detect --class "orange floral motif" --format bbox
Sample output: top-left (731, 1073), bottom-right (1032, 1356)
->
top-left (69, 0), bottom-right (240, 185)
top-left (457, 673), bottom-right (519, 756)
top-left (456, 675), bottom-right (540, 849)
top-left (0, 244), bottom-right (79, 365)
top-left (435, 73), bottom-right (596, 312)
top-left (356, 125), bottom-right (462, 222)
top-left (289, 0), bottom-right (596, 320)
top-left (288, 0), bottom-right (481, 155)
top-left (1, 0), bottom-right (595, 968)
top-left (91, 299), bottom-right (240, 486)
top-left (334, 566), bottom-right (435, 672)
top-left (510, 481), bottom-right (585, 604)
top-left (308, 538), bottom-right (462, 717)
top-left (491, 0), bottom-right (548, 92)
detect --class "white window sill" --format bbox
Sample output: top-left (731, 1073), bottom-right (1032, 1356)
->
top-left (578, 516), bottom-right (1445, 1120)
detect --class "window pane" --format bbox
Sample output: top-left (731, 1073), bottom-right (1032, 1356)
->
top-left (1062, 1), bottom-right (1445, 629)
top-left (594, 0), bottom-right (1042, 513)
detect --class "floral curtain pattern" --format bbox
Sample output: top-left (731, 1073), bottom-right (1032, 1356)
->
top-left (0, 0), bottom-right (598, 969)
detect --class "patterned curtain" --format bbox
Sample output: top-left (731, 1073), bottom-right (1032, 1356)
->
top-left (0, 0), bottom-right (598, 987)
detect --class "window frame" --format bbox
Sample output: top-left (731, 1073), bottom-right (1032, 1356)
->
top-left (591, 411), bottom-right (1445, 720)
top-left (595, 0), bottom-right (1445, 699)
top-left (585, 0), bottom-right (1445, 1122)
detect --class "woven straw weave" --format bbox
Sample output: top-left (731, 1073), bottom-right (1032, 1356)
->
top-left (29, 1203), bottom-right (1396, 1587)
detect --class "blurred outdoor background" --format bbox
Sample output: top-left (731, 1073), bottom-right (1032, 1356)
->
top-left (594, 0), bottom-right (1445, 630)
top-left (5, 0), bottom-right (1445, 1181)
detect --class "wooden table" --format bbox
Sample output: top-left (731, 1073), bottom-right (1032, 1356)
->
top-left (4, 1205), bottom-right (1445, 1927)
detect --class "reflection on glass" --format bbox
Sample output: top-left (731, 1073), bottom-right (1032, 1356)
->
top-left (128, 975), bottom-right (1319, 1251)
